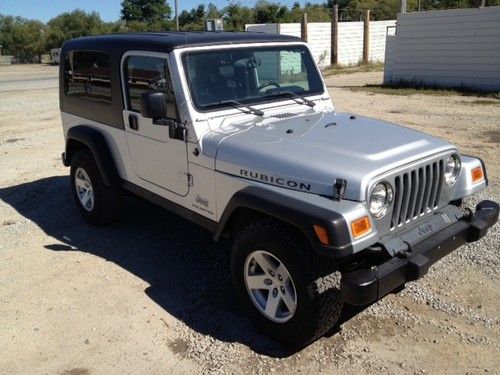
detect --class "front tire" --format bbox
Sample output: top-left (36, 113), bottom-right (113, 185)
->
top-left (231, 219), bottom-right (343, 346)
top-left (70, 149), bottom-right (122, 225)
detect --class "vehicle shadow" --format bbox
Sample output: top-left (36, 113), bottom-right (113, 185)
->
top-left (0, 176), bottom-right (370, 358)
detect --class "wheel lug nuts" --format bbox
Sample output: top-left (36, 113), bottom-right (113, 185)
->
top-left (272, 288), bottom-right (278, 297)
top-left (264, 278), bottom-right (272, 286)
top-left (280, 286), bottom-right (285, 294)
top-left (278, 274), bottom-right (283, 281)
top-left (269, 271), bottom-right (275, 277)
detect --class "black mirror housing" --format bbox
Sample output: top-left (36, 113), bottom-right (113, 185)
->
top-left (140, 91), bottom-right (166, 120)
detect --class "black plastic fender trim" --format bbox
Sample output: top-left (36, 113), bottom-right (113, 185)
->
top-left (65, 125), bottom-right (121, 187)
top-left (214, 186), bottom-right (353, 258)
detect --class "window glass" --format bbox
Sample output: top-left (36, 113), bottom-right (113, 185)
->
top-left (125, 55), bottom-right (178, 119)
top-left (64, 50), bottom-right (111, 104)
top-left (183, 45), bottom-right (323, 110)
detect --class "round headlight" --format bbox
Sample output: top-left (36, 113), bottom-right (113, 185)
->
top-left (369, 182), bottom-right (393, 218)
top-left (444, 154), bottom-right (461, 186)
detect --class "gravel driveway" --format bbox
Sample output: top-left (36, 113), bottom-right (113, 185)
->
top-left (0, 65), bottom-right (498, 374)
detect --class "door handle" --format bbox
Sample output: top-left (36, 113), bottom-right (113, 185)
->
top-left (129, 114), bottom-right (139, 130)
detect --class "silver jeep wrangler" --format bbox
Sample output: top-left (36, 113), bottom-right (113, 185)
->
top-left (60, 32), bottom-right (498, 346)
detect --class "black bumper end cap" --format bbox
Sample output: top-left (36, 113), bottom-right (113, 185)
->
top-left (340, 269), bottom-right (378, 306)
top-left (467, 219), bottom-right (488, 242)
top-left (468, 200), bottom-right (499, 242)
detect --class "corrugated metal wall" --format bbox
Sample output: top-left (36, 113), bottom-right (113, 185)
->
top-left (246, 20), bottom-right (396, 67)
top-left (384, 6), bottom-right (500, 91)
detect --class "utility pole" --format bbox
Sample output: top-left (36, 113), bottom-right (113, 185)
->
top-left (175, 0), bottom-right (179, 31)
top-left (301, 13), bottom-right (308, 42)
top-left (418, 0), bottom-right (422, 11)
top-left (398, 0), bottom-right (407, 14)
top-left (331, 5), bottom-right (338, 66)
top-left (363, 10), bottom-right (370, 64)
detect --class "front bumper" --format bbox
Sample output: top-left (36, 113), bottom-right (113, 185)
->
top-left (341, 200), bottom-right (499, 306)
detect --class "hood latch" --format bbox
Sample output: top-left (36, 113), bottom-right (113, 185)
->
top-left (333, 178), bottom-right (347, 201)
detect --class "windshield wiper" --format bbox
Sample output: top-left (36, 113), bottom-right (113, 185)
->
top-left (210, 99), bottom-right (264, 116)
top-left (266, 91), bottom-right (316, 107)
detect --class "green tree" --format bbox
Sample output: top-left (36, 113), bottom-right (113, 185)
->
top-left (223, 2), bottom-right (255, 31)
top-left (121, 0), bottom-right (172, 30)
top-left (44, 10), bottom-right (108, 49)
top-left (0, 15), bottom-right (45, 62)
top-left (323, 0), bottom-right (353, 8)
top-left (178, 3), bottom-right (222, 31)
top-left (254, 0), bottom-right (290, 23)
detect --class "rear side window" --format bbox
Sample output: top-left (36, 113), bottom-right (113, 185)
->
top-left (124, 55), bottom-right (178, 119)
top-left (64, 50), bottom-right (111, 104)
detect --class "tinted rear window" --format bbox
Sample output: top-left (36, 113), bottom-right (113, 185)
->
top-left (64, 50), bottom-right (111, 104)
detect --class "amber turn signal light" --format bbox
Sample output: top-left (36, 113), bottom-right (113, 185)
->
top-left (471, 166), bottom-right (484, 184)
top-left (351, 216), bottom-right (372, 238)
top-left (313, 225), bottom-right (330, 245)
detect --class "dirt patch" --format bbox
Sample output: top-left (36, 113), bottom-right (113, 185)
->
top-left (60, 369), bottom-right (90, 375)
top-left (5, 138), bottom-right (26, 143)
top-left (485, 130), bottom-right (500, 143)
top-left (168, 338), bottom-right (189, 355)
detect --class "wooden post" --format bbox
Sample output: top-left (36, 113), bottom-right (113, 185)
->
top-left (301, 13), bottom-right (308, 42)
top-left (331, 5), bottom-right (339, 66)
top-left (398, 0), bottom-right (407, 14)
top-left (363, 10), bottom-right (370, 64)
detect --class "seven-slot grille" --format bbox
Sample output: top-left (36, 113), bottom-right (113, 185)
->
top-left (390, 159), bottom-right (445, 229)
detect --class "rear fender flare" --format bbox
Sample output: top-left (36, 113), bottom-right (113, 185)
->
top-left (65, 125), bottom-right (120, 187)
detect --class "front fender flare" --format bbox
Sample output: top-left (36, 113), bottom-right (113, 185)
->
top-left (215, 186), bottom-right (354, 257)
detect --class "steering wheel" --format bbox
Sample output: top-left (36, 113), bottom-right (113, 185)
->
top-left (258, 81), bottom-right (281, 93)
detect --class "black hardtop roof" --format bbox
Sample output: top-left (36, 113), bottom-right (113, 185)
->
top-left (62, 31), bottom-right (302, 53)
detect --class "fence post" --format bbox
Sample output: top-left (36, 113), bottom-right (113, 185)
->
top-left (331, 5), bottom-right (338, 66)
top-left (301, 13), bottom-right (308, 42)
top-left (363, 10), bottom-right (370, 64)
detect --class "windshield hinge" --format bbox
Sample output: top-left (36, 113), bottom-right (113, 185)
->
top-left (186, 173), bottom-right (193, 187)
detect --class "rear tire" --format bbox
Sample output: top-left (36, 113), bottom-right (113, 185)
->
top-left (231, 218), bottom-right (343, 347)
top-left (70, 149), bottom-right (122, 225)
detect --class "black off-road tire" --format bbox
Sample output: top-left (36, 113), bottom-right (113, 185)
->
top-left (231, 218), bottom-right (343, 347)
top-left (70, 149), bottom-right (123, 225)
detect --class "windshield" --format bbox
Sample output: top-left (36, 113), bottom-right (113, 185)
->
top-left (182, 45), bottom-right (324, 111)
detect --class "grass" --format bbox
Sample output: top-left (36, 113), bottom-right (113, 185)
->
top-left (350, 83), bottom-right (500, 99)
top-left (322, 62), bottom-right (385, 76)
top-left (458, 99), bottom-right (500, 106)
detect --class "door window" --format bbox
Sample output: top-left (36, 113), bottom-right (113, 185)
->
top-left (124, 55), bottom-right (178, 119)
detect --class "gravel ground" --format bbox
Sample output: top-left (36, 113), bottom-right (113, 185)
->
top-left (0, 65), bottom-right (498, 374)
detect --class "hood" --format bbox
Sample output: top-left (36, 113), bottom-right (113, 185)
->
top-left (205, 111), bottom-right (456, 201)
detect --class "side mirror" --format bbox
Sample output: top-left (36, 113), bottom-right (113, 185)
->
top-left (140, 91), bottom-right (166, 120)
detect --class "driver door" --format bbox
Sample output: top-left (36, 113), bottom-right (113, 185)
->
top-left (122, 52), bottom-right (189, 196)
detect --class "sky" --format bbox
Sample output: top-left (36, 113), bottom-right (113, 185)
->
top-left (0, 0), bottom-right (318, 23)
